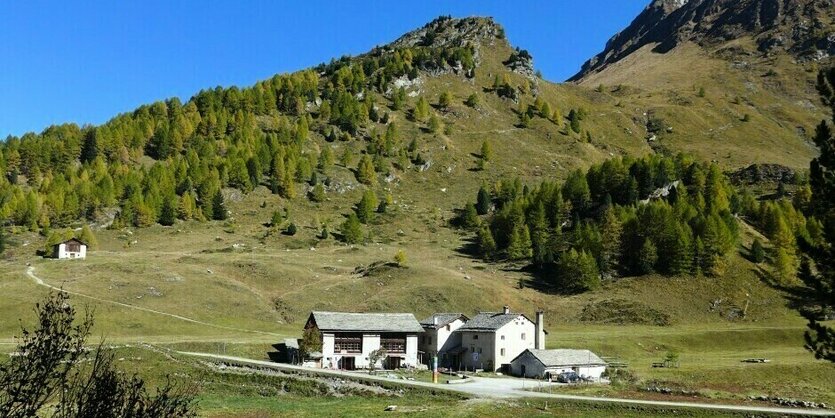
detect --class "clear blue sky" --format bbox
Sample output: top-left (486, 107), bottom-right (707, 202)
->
top-left (0, 0), bottom-right (648, 138)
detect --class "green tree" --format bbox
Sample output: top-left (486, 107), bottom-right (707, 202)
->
top-left (318, 147), bottom-right (334, 173)
top-left (414, 96), bottom-right (430, 121)
top-left (465, 93), bottom-right (480, 108)
top-left (211, 190), bottom-right (227, 220)
top-left (480, 141), bottom-right (493, 162)
top-left (340, 213), bottom-right (364, 244)
top-left (801, 68), bottom-right (835, 361)
top-left (355, 190), bottom-right (378, 224)
top-left (356, 155), bottom-right (376, 185)
top-left (394, 249), bottom-right (407, 266)
top-left (751, 237), bottom-right (766, 263)
top-left (461, 202), bottom-right (480, 229)
top-left (299, 326), bottom-right (322, 359)
top-left (285, 222), bottom-right (298, 236)
top-left (568, 109), bottom-right (581, 134)
top-left (438, 91), bottom-right (452, 109)
top-left (159, 196), bottom-right (177, 226)
top-left (476, 186), bottom-right (491, 215)
top-left (428, 115), bottom-right (442, 134)
top-left (599, 206), bottom-right (622, 276)
top-left (506, 225), bottom-right (533, 260)
top-left (477, 225), bottom-right (497, 260)
top-left (78, 225), bottom-right (98, 250)
top-left (555, 249), bottom-right (600, 293)
top-left (638, 239), bottom-right (659, 275)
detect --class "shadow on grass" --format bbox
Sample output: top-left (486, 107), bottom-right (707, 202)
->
top-left (752, 264), bottom-right (824, 319)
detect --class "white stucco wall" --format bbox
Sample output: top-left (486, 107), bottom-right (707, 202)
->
top-left (321, 332), bottom-right (418, 369)
top-left (493, 316), bottom-right (537, 370)
top-left (56, 243), bottom-right (86, 259)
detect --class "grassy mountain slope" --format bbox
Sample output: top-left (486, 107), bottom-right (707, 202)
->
top-left (1, 12), bottom-right (833, 408)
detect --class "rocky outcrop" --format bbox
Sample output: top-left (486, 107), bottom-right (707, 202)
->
top-left (388, 16), bottom-right (505, 50)
top-left (728, 163), bottom-right (797, 185)
top-left (571, 0), bottom-right (835, 81)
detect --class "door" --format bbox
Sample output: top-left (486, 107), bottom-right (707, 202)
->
top-left (339, 356), bottom-right (356, 370)
top-left (384, 356), bottom-right (402, 370)
top-left (521, 365), bottom-right (526, 377)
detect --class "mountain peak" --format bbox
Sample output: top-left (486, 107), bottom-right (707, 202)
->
top-left (571, 0), bottom-right (834, 81)
top-left (388, 16), bottom-right (506, 50)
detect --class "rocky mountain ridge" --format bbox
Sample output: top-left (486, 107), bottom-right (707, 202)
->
top-left (572, 0), bottom-right (835, 81)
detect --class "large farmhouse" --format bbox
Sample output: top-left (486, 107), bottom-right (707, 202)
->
top-left (304, 311), bottom-right (423, 370)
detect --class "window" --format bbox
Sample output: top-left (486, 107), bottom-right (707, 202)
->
top-left (478, 348), bottom-right (483, 354)
top-left (521, 333), bottom-right (526, 340)
top-left (334, 334), bottom-right (362, 353)
top-left (500, 348), bottom-right (505, 356)
top-left (501, 335), bottom-right (505, 341)
top-left (446, 324), bottom-right (451, 331)
top-left (470, 346), bottom-right (475, 353)
top-left (381, 333), bottom-right (406, 353)
top-left (473, 335), bottom-right (479, 340)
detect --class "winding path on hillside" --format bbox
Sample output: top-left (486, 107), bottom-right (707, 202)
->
top-left (178, 352), bottom-right (834, 417)
top-left (24, 266), bottom-right (281, 337)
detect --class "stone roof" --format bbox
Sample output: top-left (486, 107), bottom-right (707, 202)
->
top-left (309, 311), bottom-right (423, 333)
top-left (457, 312), bottom-right (528, 332)
top-left (519, 349), bottom-right (607, 367)
top-left (419, 313), bottom-right (468, 329)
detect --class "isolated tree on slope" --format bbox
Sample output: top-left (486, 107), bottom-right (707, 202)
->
top-left (801, 68), bottom-right (835, 362)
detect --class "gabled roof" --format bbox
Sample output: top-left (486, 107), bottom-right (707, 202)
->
top-left (514, 349), bottom-right (607, 367)
top-left (457, 312), bottom-right (530, 332)
top-left (419, 313), bottom-right (468, 329)
top-left (57, 238), bottom-right (87, 246)
top-left (308, 311), bottom-right (423, 333)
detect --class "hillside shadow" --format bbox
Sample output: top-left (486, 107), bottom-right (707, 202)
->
top-left (752, 265), bottom-right (819, 314)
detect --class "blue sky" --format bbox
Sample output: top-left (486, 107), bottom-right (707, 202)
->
top-left (0, 1), bottom-right (648, 137)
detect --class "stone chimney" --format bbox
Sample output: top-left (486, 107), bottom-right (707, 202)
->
top-left (502, 306), bottom-right (510, 314)
top-left (535, 311), bottom-right (545, 350)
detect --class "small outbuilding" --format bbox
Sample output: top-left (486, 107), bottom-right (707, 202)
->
top-left (510, 349), bottom-right (607, 380)
top-left (268, 338), bottom-right (300, 364)
top-left (52, 238), bottom-right (87, 260)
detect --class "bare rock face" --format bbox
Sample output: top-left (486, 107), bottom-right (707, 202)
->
top-left (571, 0), bottom-right (834, 81)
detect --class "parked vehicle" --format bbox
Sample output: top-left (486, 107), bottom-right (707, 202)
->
top-left (557, 372), bottom-right (582, 383)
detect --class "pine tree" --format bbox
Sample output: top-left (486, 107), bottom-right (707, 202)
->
top-left (555, 249), bottom-right (600, 293)
top-left (211, 190), bottom-right (228, 220)
top-left (462, 203), bottom-right (480, 229)
top-left (356, 155), bottom-right (377, 185)
top-left (465, 93), bottom-right (479, 108)
top-left (310, 183), bottom-right (326, 202)
top-left (318, 147), bottom-right (334, 173)
top-left (285, 222), bottom-right (298, 236)
top-left (438, 91), bottom-right (452, 109)
top-left (568, 109), bottom-right (581, 134)
top-left (159, 196), bottom-right (177, 226)
top-left (638, 239), bottom-right (658, 275)
top-left (801, 69), bottom-right (835, 361)
top-left (477, 225), bottom-right (497, 260)
top-left (751, 237), bottom-right (766, 263)
top-left (669, 224), bottom-right (694, 275)
top-left (599, 206), bottom-right (622, 276)
top-left (340, 213), bottom-right (363, 244)
top-left (507, 224), bottom-right (533, 260)
top-left (476, 186), bottom-right (491, 215)
top-left (78, 225), bottom-right (98, 250)
top-left (480, 141), bottom-right (493, 162)
top-left (428, 115), bottom-right (442, 134)
top-left (414, 96), bottom-right (430, 121)
top-left (355, 190), bottom-right (378, 224)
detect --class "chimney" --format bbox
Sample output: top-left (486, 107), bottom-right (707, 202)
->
top-left (433, 316), bottom-right (438, 325)
top-left (535, 311), bottom-right (545, 350)
top-left (502, 306), bottom-right (510, 314)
